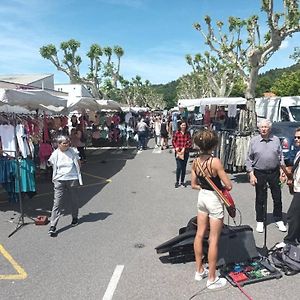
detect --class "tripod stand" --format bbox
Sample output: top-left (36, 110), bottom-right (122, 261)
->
top-left (8, 155), bottom-right (35, 238)
top-left (259, 194), bottom-right (269, 257)
top-left (257, 182), bottom-right (271, 257)
top-left (2, 115), bottom-right (36, 237)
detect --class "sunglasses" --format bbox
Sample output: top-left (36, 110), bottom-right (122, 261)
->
top-left (294, 136), bottom-right (300, 139)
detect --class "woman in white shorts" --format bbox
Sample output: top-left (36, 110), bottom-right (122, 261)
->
top-left (191, 129), bottom-right (232, 290)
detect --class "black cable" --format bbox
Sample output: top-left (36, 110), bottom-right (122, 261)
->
top-left (188, 285), bottom-right (209, 300)
top-left (188, 278), bottom-right (230, 300)
top-left (225, 207), bottom-right (242, 226)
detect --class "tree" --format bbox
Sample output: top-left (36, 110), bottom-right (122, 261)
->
top-left (185, 52), bottom-right (238, 97)
top-left (193, 0), bottom-right (300, 130)
top-left (177, 73), bottom-right (210, 99)
top-left (40, 39), bottom-right (124, 99)
top-left (230, 78), bottom-right (246, 97)
top-left (255, 76), bottom-right (273, 97)
top-left (271, 70), bottom-right (300, 95)
top-left (290, 46), bottom-right (300, 62)
top-left (119, 75), bottom-right (165, 108)
top-left (151, 81), bottom-right (178, 109)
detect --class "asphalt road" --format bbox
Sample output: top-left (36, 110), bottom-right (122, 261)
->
top-left (0, 142), bottom-right (299, 300)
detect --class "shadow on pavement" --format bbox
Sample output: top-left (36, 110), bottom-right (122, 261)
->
top-left (0, 148), bottom-right (137, 222)
top-left (231, 172), bottom-right (249, 183)
top-left (79, 211), bottom-right (112, 223)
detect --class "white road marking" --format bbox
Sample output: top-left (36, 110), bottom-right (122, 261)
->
top-left (103, 265), bottom-right (124, 300)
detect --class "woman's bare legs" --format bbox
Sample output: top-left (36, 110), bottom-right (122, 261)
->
top-left (207, 217), bottom-right (223, 281)
top-left (194, 212), bottom-right (209, 273)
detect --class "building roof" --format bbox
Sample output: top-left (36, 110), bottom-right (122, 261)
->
top-left (0, 74), bottom-right (53, 85)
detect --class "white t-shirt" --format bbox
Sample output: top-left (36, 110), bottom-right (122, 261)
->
top-left (49, 148), bottom-right (79, 181)
top-left (16, 124), bottom-right (31, 158)
top-left (0, 124), bottom-right (16, 156)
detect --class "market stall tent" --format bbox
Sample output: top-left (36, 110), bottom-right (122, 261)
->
top-left (96, 99), bottom-right (121, 111)
top-left (65, 97), bottom-right (103, 112)
top-left (62, 97), bottom-right (122, 113)
top-left (0, 88), bottom-right (67, 112)
top-left (178, 97), bottom-right (247, 109)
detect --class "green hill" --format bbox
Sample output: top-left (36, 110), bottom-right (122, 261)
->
top-left (152, 63), bottom-right (300, 105)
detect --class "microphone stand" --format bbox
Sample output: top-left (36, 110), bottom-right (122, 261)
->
top-left (258, 183), bottom-right (269, 257)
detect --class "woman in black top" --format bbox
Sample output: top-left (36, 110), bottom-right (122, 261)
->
top-left (160, 118), bottom-right (168, 150)
top-left (191, 129), bottom-right (232, 289)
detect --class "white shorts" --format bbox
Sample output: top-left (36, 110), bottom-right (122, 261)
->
top-left (197, 189), bottom-right (224, 219)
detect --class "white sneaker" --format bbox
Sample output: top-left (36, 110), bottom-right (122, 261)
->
top-left (256, 222), bottom-right (264, 233)
top-left (276, 221), bottom-right (287, 232)
top-left (275, 242), bottom-right (286, 249)
top-left (195, 268), bottom-right (208, 281)
top-left (206, 277), bottom-right (227, 289)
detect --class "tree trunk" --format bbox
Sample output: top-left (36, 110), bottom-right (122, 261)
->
top-left (244, 66), bottom-right (259, 131)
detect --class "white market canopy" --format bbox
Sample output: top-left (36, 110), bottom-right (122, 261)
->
top-left (62, 97), bottom-right (122, 113)
top-left (96, 99), bottom-right (121, 111)
top-left (120, 106), bottom-right (149, 113)
top-left (0, 88), bottom-right (67, 113)
top-left (178, 97), bottom-right (247, 108)
top-left (66, 97), bottom-right (102, 112)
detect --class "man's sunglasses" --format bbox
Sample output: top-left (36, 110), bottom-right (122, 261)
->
top-left (294, 136), bottom-right (300, 139)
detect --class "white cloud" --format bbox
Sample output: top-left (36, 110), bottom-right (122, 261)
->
top-left (280, 40), bottom-right (289, 49)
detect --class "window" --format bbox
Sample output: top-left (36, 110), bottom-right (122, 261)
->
top-left (280, 107), bottom-right (290, 122)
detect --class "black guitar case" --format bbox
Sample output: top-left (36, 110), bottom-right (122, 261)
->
top-left (156, 217), bottom-right (259, 266)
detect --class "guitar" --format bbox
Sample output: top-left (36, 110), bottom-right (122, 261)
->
top-left (197, 160), bottom-right (236, 218)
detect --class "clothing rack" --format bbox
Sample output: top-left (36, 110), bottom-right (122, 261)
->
top-left (1, 113), bottom-right (35, 237)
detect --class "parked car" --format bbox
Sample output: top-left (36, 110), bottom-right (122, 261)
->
top-left (271, 121), bottom-right (300, 164)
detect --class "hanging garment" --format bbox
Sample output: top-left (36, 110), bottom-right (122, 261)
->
top-left (228, 105), bottom-right (237, 117)
top-left (0, 156), bottom-right (13, 183)
top-left (16, 124), bottom-right (31, 158)
top-left (39, 143), bottom-right (53, 164)
top-left (0, 124), bottom-right (16, 157)
top-left (12, 158), bottom-right (36, 193)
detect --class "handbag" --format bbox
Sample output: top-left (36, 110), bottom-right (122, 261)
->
top-left (197, 159), bottom-right (236, 218)
top-left (176, 151), bottom-right (184, 160)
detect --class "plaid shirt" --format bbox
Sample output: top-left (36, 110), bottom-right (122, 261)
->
top-left (172, 131), bottom-right (192, 151)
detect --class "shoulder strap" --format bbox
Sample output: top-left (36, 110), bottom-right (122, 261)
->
top-left (196, 159), bottom-right (228, 205)
top-left (292, 154), bottom-right (300, 173)
top-left (197, 159), bottom-right (216, 191)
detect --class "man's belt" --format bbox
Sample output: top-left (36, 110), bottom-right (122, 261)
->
top-left (254, 167), bottom-right (279, 174)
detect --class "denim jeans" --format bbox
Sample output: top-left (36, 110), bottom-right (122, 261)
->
top-left (175, 152), bottom-right (189, 183)
top-left (138, 131), bottom-right (147, 149)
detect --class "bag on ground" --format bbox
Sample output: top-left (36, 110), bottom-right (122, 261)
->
top-left (271, 244), bottom-right (300, 275)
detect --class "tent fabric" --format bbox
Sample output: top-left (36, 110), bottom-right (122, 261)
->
top-left (96, 99), bottom-right (121, 111)
top-left (66, 97), bottom-right (102, 112)
top-left (62, 97), bottom-right (122, 113)
top-left (178, 97), bottom-right (247, 108)
top-left (120, 106), bottom-right (149, 113)
top-left (0, 88), bottom-right (67, 112)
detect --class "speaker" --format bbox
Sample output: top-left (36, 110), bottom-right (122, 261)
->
top-left (217, 225), bottom-right (259, 266)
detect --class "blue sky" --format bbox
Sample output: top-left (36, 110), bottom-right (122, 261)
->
top-left (0, 0), bottom-right (299, 85)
